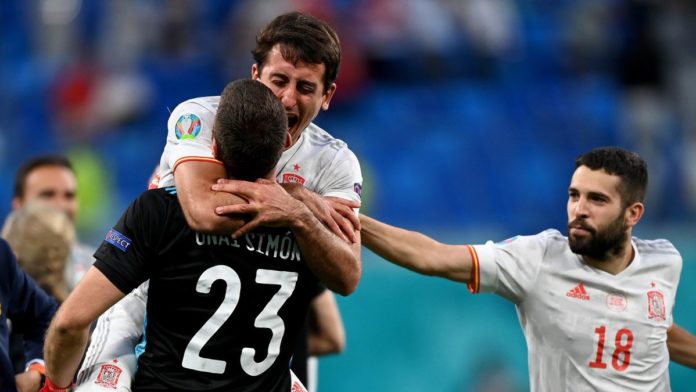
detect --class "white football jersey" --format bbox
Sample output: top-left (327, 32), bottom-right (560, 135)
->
top-left (155, 96), bottom-right (363, 201)
top-left (468, 229), bottom-right (682, 391)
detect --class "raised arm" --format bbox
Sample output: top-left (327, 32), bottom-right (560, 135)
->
top-left (212, 179), bottom-right (360, 295)
top-left (668, 323), bottom-right (696, 369)
top-left (360, 214), bottom-right (474, 283)
top-left (174, 160), bottom-right (247, 233)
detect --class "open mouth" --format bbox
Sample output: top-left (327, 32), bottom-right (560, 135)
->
top-left (287, 113), bottom-right (299, 130)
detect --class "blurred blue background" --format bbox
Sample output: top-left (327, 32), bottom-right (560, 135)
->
top-left (2, 0), bottom-right (696, 390)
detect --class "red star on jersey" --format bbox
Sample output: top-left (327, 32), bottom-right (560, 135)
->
top-left (651, 281), bottom-right (656, 288)
top-left (293, 164), bottom-right (301, 172)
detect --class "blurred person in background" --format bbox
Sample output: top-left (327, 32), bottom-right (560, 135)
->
top-left (75, 11), bottom-right (361, 392)
top-left (2, 202), bottom-right (75, 376)
top-left (3, 202), bottom-right (76, 304)
top-left (12, 155), bottom-right (94, 290)
top-left (0, 237), bottom-right (57, 392)
top-left (43, 78), bottom-right (359, 392)
top-left (360, 147), bottom-right (696, 390)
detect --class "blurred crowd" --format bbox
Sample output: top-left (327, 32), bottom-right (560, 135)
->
top-left (2, 0), bottom-right (696, 239)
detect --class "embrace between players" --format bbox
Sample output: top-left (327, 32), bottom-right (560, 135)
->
top-left (42, 11), bottom-right (696, 392)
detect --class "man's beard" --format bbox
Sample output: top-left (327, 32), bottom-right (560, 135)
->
top-left (568, 215), bottom-right (627, 261)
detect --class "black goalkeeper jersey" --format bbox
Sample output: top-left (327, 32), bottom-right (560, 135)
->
top-left (94, 187), bottom-right (322, 391)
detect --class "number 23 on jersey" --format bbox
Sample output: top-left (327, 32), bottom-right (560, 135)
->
top-left (182, 265), bottom-right (298, 375)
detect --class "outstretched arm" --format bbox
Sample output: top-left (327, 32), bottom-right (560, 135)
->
top-left (44, 267), bottom-right (126, 388)
top-left (360, 214), bottom-right (473, 283)
top-left (212, 179), bottom-right (360, 295)
top-left (668, 323), bottom-right (696, 369)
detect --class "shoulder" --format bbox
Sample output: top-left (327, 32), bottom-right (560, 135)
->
top-left (303, 123), bottom-right (351, 152)
top-left (634, 237), bottom-right (682, 266)
top-left (634, 237), bottom-right (680, 256)
top-left (519, 229), bottom-right (565, 247)
top-left (299, 123), bottom-right (360, 167)
top-left (498, 229), bottom-right (566, 256)
top-left (170, 96), bottom-right (220, 117)
top-left (129, 188), bottom-right (180, 216)
top-left (167, 96), bottom-right (220, 127)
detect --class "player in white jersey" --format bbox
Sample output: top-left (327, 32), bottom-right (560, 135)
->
top-left (75, 12), bottom-right (361, 391)
top-left (359, 147), bottom-right (696, 391)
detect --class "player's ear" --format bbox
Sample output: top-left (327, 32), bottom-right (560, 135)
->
top-left (284, 132), bottom-right (292, 149)
top-left (321, 83), bottom-right (337, 111)
top-left (251, 63), bottom-right (260, 80)
top-left (625, 202), bottom-right (644, 228)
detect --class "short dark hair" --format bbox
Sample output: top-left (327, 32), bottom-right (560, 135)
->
top-left (14, 155), bottom-right (75, 198)
top-left (213, 79), bottom-right (287, 181)
top-left (574, 147), bottom-right (648, 206)
top-left (252, 11), bottom-right (341, 92)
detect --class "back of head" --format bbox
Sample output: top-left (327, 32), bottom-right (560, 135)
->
top-left (575, 146), bottom-right (648, 206)
top-left (214, 79), bottom-right (288, 181)
top-left (252, 11), bottom-right (341, 91)
top-left (2, 202), bottom-right (75, 302)
top-left (13, 154), bottom-right (74, 199)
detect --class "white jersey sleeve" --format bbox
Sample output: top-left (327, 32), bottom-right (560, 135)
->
top-left (156, 97), bottom-right (221, 188)
top-left (75, 282), bottom-right (148, 390)
top-left (315, 147), bottom-right (362, 203)
top-left (469, 230), bottom-right (551, 303)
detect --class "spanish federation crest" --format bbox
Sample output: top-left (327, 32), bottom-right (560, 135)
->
top-left (282, 173), bottom-right (305, 185)
top-left (95, 363), bottom-right (122, 388)
top-left (647, 290), bottom-right (666, 322)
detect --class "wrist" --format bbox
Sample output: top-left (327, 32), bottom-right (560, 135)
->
top-left (41, 377), bottom-right (73, 392)
top-left (290, 204), bottom-right (317, 233)
top-left (26, 361), bottom-right (46, 387)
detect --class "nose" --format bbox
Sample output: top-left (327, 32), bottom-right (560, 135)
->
top-left (572, 197), bottom-right (589, 218)
top-left (278, 88), bottom-right (297, 109)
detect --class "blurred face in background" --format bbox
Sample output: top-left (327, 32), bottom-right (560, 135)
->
top-left (13, 165), bottom-right (78, 222)
top-left (252, 44), bottom-right (336, 145)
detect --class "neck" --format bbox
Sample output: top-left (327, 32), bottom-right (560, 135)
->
top-left (583, 238), bottom-right (634, 275)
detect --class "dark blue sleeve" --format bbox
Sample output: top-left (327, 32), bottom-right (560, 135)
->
top-left (0, 239), bottom-right (58, 366)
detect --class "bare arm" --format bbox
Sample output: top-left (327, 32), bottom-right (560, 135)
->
top-left (174, 160), bottom-right (247, 233)
top-left (668, 323), bottom-right (696, 369)
top-left (308, 290), bottom-right (345, 355)
top-left (360, 214), bottom-right (473, 283)
top-left (44, 267), bottom-right (126, 387)
top-left (212, 179), bottom-right (361, 295)
top-left (281, 182), bottom-right (360, 243)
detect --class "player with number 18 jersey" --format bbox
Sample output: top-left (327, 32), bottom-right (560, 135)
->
top-left (93, 186), bottom-right (321, 391)
top-left (468, 229), bottom-right (681, 391)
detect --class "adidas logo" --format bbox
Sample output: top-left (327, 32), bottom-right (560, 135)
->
top-left (566, 283), bottom-right (590, 300)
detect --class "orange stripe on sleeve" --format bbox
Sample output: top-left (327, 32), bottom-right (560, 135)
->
top-left (466, 245), bottom-right (480, 294)
top-left (172, 157), bottom-right (223, 173)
